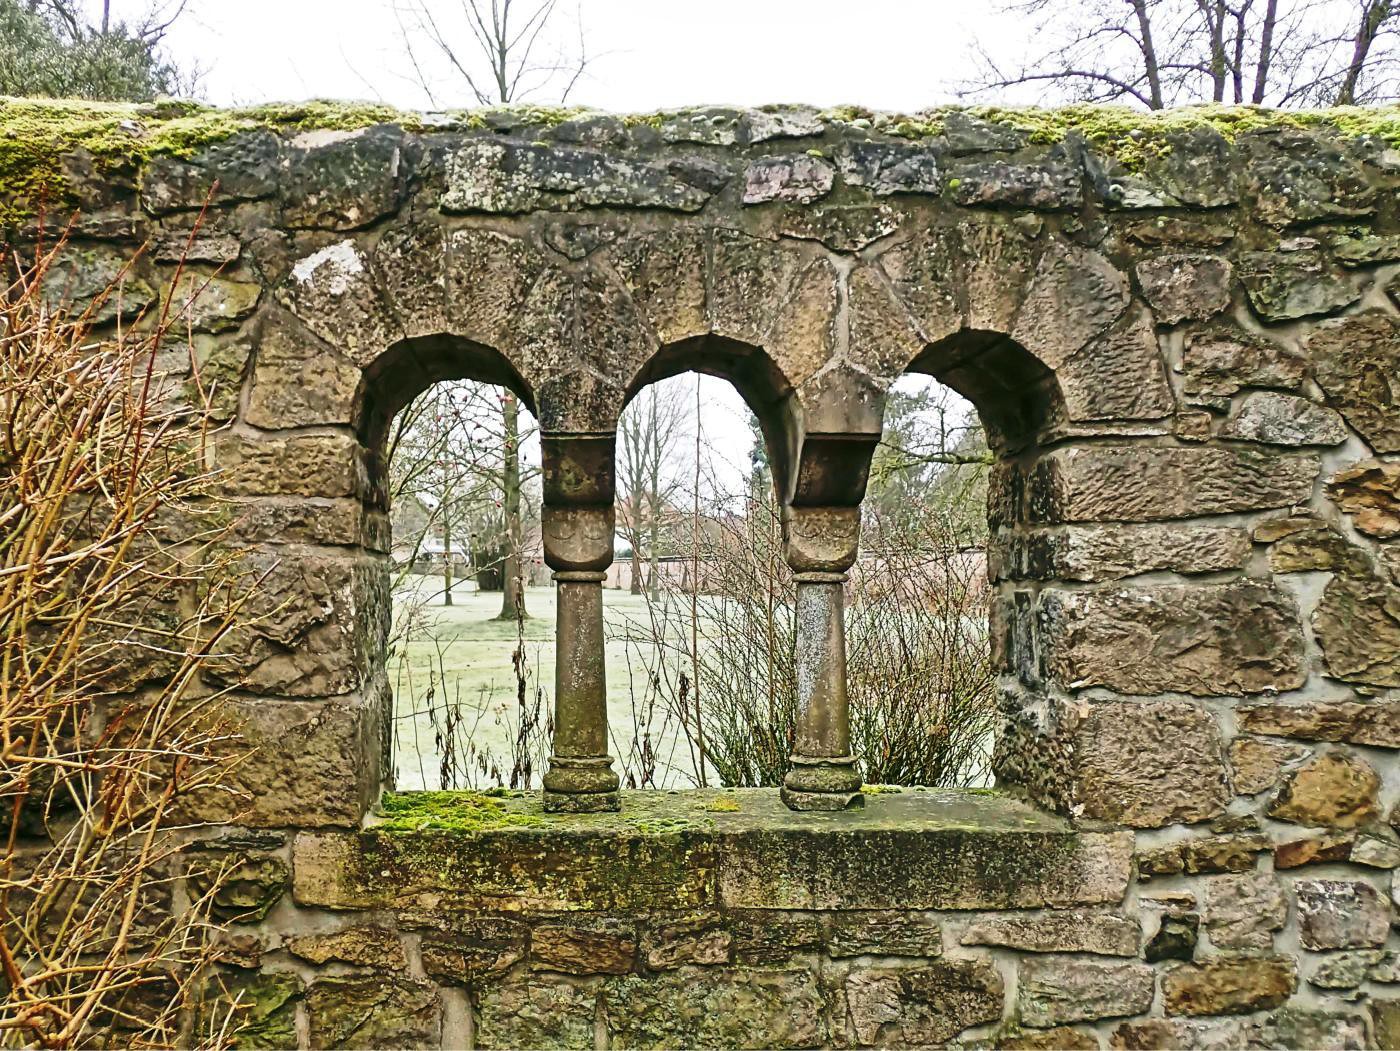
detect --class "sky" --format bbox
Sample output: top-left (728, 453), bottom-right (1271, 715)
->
top-left (158, 0), bottom-right (993, 494)
top-left (165, 0), bottom-right (1015, 113)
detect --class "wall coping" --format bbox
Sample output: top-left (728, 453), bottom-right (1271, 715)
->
top-left (291, 789), bottom-right (1133, 916)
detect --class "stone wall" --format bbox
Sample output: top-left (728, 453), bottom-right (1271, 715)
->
top-left (8, 97), bottom-right (1400, 1047)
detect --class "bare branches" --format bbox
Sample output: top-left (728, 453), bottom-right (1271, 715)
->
top-left (391, 0), bottom-right (593, 106)
top-left (965, 0), bottom-right (1400, 107)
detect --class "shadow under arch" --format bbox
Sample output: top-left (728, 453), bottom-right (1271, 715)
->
top-left (357, 334), bottom-right (538, 509)
top-left (623, 335), bottom-right (799, 502)
top-left (903, 330), bottom-right (1064, 456)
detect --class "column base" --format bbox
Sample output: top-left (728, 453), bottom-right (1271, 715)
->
top-left (542, 755), bottom-right (621, 813)
top-left (781, 755), bottom-right (864, 812)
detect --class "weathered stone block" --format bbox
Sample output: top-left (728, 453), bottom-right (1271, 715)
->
top-left (1040, 583), bottom-right (1306, 697)
top-left (532, 919), bottom-right (637, 975)
top-left (949, 157), bottom-right (1082, 210)
top-left (419, 918), bottom-right (527, 984)
top-left (1222, 391), bottom-right (1347, 446)
top-left (743, 154), bottom-right (835, 203)
top-left (1205, 873), bottom-right (1287, 951)
top-left (1181, 327), bottom-right (1305, 399)
top-left (476, 973), bottom-right (597, 1051)
top-left (1328, 459), bottom-right (1400, 538)
top-left (182, 697), bottom-right (377, 828)
top-left (641, 913), bottom-right (731, 969)
top-left (995, 524), bottom-right (1251, 583)
top-left (1135, 253), bottom-right (1232, 323)
top-left (245, 315), bottom-right (362, 430)
top-left (844, 960), bottom-right (1003, 1046)
top-left (607, 968), bottom-right (826, 1049)
top-left (827, 912), bottom-right (942, 958)
top-left (213, 431), bottom-right (365, 498)
top-left (281, 126), bottom-right (409, 230)
top-left (837, 141), bottom-right (940, 195)
top-left (1239, 700), bottom-right (1400, 748)
top-left (1229, 736), bottom-right (1308, 795)
top-left (1240, 249), bottom-right (1361, 321)
top-left (306, 975), bottom-right (440, 1050)
top-left (440, 139), bottom-right (711, 213)
top-left (1307, 310), bottom-right (1400, 452)
top-left (1295, 879), bottom-right (1390, 950)
top-left (277, 240), bottom-right (402, 365)
top-left (960, 912), bottom-right (1138, 956)
top-left (1017, 958), bottom-right (1154, 1026)
top-left (1243, 131), bottom-right (1375, 226)
top-left (286, 925), bottom-right (405, 968)
top-left (1162, 955), bottom-right (1297, 1016)
top-left (1314, 565), bottom-right (1400, 687)
top-left (1268, 751), bottom-right (1381, 829)
top-left (1022, 446), bottom-right (1318, 524)
top-left (1064, 699), bottom-right (1232, 828)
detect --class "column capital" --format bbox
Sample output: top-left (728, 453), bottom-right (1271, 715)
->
top-left (782, 504), bottom-right (861, 574)
top-left (542, 503), bottom-right (614, 573)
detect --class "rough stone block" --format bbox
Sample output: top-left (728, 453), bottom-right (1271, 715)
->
top-left (1205, 873), bottom-right (1287, 951)
top-left (286, 925), bottom-right (405, 968)
top-left (532, 919), bottom-right (637, 975)
top-left (1295, 879), bottom-right (1390, 950)
top-left (1307, 310), bottom-right (1400, 453)
top-left (1268, 752), bottom-right (1381, 829)
top-left (1017, 958), bottom-right (1154, 1026)
top-left (1135, 253), bottom-right (1232, 323)
top-left (476, 974), bottom-right (597, 1051)
top-left (1161, 955), bottom-right (1297, 1016)
top-left (606, 968), bottom-right (826, 1049)
top-left (1238, 700), bottom-right (1400, 748)
top-left (306, 975), bottom-right (440, 1050)
top-left (844, 960), bottom-right (1003, 1046)
top-left (827, 912), bottom-right (942, 958)
top-left (960, 911), bottom-right (1138, 956)
top-left (1040, 582), bottom-right (1306, 697)
top-left (181, 697), bottom-right (377, 828)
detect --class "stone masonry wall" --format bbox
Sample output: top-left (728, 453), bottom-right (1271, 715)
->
top-left (7, 97), bottom-right (1400, 1047)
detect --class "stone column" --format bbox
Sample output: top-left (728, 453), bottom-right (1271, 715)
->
top-left (540, 434), bottom-right (620, 813)
top-left (781, 505), bottom-right (863, 811)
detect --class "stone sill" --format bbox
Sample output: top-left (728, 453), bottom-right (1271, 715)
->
top-left (292, 789), bottom-right (1132, 917)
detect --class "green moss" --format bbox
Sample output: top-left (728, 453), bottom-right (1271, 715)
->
top-left (860, 784), bottom-right (904, 795)
top-left (701, 796), bottom-right (742, 812)
top-left (376, 790), bottom-right (544, 832)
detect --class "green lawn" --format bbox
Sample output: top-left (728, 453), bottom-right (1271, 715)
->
top-left (391, 579), bottom-right (700, 791)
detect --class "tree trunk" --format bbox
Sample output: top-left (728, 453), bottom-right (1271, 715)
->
top-left (498, 393), bottom-right (527, 620)
top-left (630, 545), bottom-right (644, 595)
top-left (442, 500), bottom-right (454, 607)
top-left (648, 514), bottom-right (661, 602)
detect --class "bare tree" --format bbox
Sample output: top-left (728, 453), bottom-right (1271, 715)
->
top-left (967, 0), bottom-right (1399, 107)
top-left (617, 381), bottom-right (689, 599)
top-left (389, 0), bottom-right (593, 621)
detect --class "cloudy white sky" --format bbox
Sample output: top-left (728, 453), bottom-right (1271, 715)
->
top-left (160, 0), bottom-right (1000, 494)
top-left (165, 0), bottom-right (1015, 113)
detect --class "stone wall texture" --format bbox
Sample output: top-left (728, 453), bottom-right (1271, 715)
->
top-left (10, 97), bottom-right (1400, 1048)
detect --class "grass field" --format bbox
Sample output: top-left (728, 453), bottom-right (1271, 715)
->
top-left (391, 578), bottom-right (701, 791)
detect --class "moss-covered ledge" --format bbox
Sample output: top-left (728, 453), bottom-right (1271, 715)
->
top-left (291, 789), bottom-right (1132, 919)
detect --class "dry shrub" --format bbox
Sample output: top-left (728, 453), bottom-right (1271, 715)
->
top-left (0, 236), bottom-right (252, 1049)
top-left (624, 495), bottom-right (996, 789)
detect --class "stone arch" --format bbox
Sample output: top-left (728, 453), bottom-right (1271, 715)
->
top-left (621, 334), bottom-right (799, 505)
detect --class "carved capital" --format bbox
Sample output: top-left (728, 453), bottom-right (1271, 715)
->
top-left (782, 505), bottom-right (861, 573)
top-left (542, 504), bottom-right (615, 572)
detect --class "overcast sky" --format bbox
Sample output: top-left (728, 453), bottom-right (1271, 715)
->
top-left (161, 0), bottom-right (994, 494)
top-left (166, 0), bottom-right (1013, 112)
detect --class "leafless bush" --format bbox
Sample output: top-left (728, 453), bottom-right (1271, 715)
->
top-left (623, 494), bottom-right (996, 789)
top-left (0, 235), bottom-right (251, 1048)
